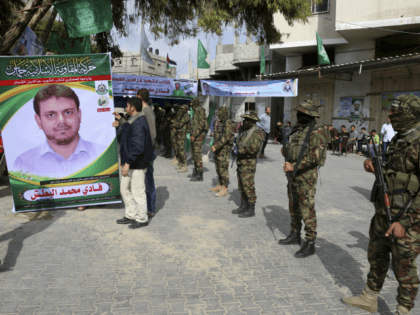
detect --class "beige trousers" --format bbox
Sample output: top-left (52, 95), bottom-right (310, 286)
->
top-left (120, 169), bottom-right (148, 223)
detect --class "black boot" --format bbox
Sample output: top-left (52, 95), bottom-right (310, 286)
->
top-left (278, 231), bottom-right (301, 245)
top-left (239, 202), bottom-right (255, 218)
top-left (295, 240), bottom-right (315, 258)
top-left (232, 199), bottom-right (247, 214)
top-left (187, 167), bottom-right (198, 178)
top-left (190, 171), bottom-right (203, 182)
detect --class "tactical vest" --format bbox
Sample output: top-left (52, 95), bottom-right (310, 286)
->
top-left (191, 108), bottom-right (208, 134)
top-left (382, 126), bottom-right (420, 216)
top-left (237, 125), bottom-right (264, 158)
top-left (286, 124), bottom-right (327, 167)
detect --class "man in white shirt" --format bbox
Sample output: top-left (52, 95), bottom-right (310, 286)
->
top-left (381, 116), bottom-right (395, 161)
top-left (256, 107), bottom-right (271, 158)
top-left (13, 85), bottom-right (105, 179)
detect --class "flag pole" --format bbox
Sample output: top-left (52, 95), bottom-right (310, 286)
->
top-left (139, 22), bottom-right (142, 76)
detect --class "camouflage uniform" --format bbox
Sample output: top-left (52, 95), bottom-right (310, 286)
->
top-left (162, 105), bottom-right (174, 158)
top-left (343, 95), bottom-right (420, 314)
top-left (213, 107), bottom-right (235, 187)
top-left (190, 98), bottom-right (207, 175)
top-left (233, 110), bottom-right (264, 218)
top-left (279, 100), bottom-right (327, 259)
top-left (170, 106), bottom-right (181, 164)
top-left (173, 105), bottom-right (190, 166)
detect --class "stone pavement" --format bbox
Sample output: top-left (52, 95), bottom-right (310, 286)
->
top-left (0, 140), bottom-right (418, 315)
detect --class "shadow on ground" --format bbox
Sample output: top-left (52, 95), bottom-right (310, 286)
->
top-left (350, 186), bottom-right (372, 201)
top-left (154, 186), bottom-right (169, 215)
top-left (347, 231), bottom-right (369, 251)
top-left (262, 205), bottom-right (391, 314)
top-left (0, 210), bottom-right (66, 273)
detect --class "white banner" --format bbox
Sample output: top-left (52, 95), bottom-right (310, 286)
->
top-left (112, 74), bottom-right (198, 99)
top-left (201, 79), bottom-right (298, 97)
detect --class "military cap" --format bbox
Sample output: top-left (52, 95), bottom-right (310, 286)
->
top-left (293, 100), bottom-right (320, 118)
top-left (241, 110), bottom-right (260, 122)
top-left (191, 97), bottom-right (202, 106)
top-left (180, 104), bottom-right (189, 110)
top-left (392, 94), bottom-right (420, 117)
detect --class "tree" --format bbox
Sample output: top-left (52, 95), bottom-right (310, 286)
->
top-left (0, 0), bottom-right (44, 55)
top-left (0, 0), bottom-right (312, 56)
top-left (0, 0), bottom-right (26, 37)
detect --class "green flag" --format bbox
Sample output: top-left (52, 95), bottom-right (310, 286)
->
top-left (260, 46), bottom-right (266, 75)
top-left (197, 39), bottom-right (210, 69)
top-left (46, 33), bottom-right (91, 55)
top-left (185, 108), bottom-right (194, 152)
top-left (316, 32), bottom-right (330, 65)
top-left (54, 0), bottom-right (113, 38)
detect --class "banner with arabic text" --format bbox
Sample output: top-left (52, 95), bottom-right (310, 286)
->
top-left (112, 74), bottom-right (198, 99)
top-left (0, 53), bottom-right (121, 212)
top-left (200, 79), bottom-right (298, 97)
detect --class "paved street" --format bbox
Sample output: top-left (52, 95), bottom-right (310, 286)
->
top-left (0, 140), bottom-right (418, 315)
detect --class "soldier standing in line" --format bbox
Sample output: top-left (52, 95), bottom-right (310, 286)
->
top-left (210, 106), bottom-right (235, 196)
top-left (279, 100), bottom-right (327, 258)
top-left (169, 104), bottom-right (181, 166)
top-left (153, 103), bottom-right (164, 151)
top-left (231, 110), bottom-right (264, 218)
top-left (342, 95), bottom-right (420, 315)
top-left (189, 98), bottom-right (208, 182)
top-left (173, 104), bottom-right (190, 173)
top-left (162, 104), bottom-right (174, 159)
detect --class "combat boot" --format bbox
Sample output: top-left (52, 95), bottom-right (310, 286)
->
top-left (175, 163), bottom-right (183, 169)
top-left (396, 305), bottom-right (410, 315)
top-left (187, 167), bottom-right (198, 178)
top-left (295, 240), bottom-right (315, 258)
top-left (239, 202), bottom-right (255, 218)
top-left (178, 165), bottom-right (188, 173)
top-left (232, 199), bottom-right (247, 214)
top-left (171, 159), bottom-right (179, 165)
top-left (190, 171), bottom-right (203, 182)
top-left (215, 186), bottom-right (228, 197)
top-left (278, 231), bottom-right (301, 245)
top-left (341, 285), bottom-right (379, 313)
top-left (210, 184), bottom-right (222, 192)
top-left (169, 157), bottom-right (176, 164)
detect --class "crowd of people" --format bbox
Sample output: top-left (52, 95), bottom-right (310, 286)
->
top-left (324, 120), bottom-right (395, 159)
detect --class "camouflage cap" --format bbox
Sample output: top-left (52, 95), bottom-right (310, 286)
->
top-left (241, 110), bottom-right (260, 122)
top-left (180, 104), bottom-right (189, 110)
top-left (218, 106), bottom-right (229, 116)
top-left (293, 100), bottom-right (320, 118)
top-left (191, 97), bottom-right (201, 106)
top-left (392, 94), bottom-right (420, 117)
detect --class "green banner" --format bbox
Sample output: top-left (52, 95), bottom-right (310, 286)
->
top-left (316, 32), bottom-right (330, 65)
top-left (46, 33), bottom-right (91, 55)
top-left (54, 0), bottom-right (113, 38)
top-left (0, 53), bottom-right (121, 212)
top-left (197, 39), bottom-right (210, 69)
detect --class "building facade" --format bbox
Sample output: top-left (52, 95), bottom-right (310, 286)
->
top-left (112, 49), bottom-right (176, 78)
top-left (267, 0), bottom-right (420, 133)
top-left (180, 35), bottom-right (285, 135)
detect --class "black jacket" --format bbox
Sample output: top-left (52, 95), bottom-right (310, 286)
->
top-left (120, 112), bottom-right (153, 169)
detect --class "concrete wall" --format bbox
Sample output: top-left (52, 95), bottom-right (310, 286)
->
top-left (332, 71), bottom-right (372, 131)
top-left (334, 40), bottom-right (375, 64)
top-left (112, 51), bottom-right (176, 78)
top-left (336, 0), bottom-right (420, 30)
top-left (272, 0), bottom-right (345, 50)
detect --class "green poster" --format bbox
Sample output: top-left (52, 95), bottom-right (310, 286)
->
top-left (54, 0), bottom-right (113, 38)
top-left (0, 53), bottom-right (121, 212)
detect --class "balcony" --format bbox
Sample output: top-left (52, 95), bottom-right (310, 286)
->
top-left (233, 43), bottom-right (271, 67)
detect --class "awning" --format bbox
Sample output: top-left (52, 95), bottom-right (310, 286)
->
top-left (259, 52), bottom-right (420, 80)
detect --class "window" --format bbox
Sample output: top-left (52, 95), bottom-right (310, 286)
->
top-left (312, 0), bottom-right (329, 14)
top-left (115, 59), bottom-right (122, 67)
top-left (157, 64), bottom-right (161, 67)
top-left (131, 58), bottom-right (138, 66)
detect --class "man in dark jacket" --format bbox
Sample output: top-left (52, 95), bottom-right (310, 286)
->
top-left (113, 97), bottom-right (153, 229)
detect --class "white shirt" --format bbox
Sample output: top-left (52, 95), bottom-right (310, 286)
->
top-left (381, 123), bottom-right (395, 142)
top-left (13, 137), bottom-right (106, 179)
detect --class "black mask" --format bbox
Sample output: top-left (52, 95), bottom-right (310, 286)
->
top-left (297, 112), bottom-right (313, 125)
